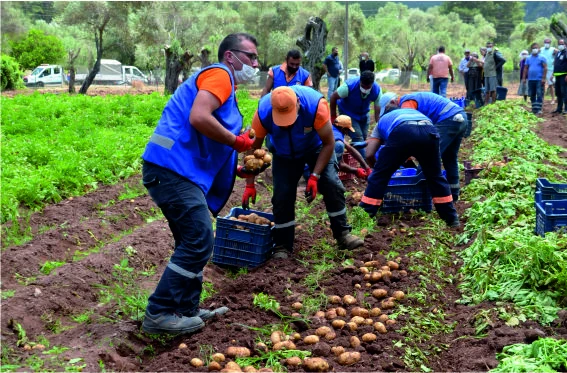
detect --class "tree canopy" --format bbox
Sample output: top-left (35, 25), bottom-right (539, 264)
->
top-left (10, 29), bottom-right (65, 69)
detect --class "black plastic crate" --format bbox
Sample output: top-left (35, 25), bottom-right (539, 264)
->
top-left (535, 192), bottom-right (567, 237)
top-left (212, 208), bottom-right (274, 268)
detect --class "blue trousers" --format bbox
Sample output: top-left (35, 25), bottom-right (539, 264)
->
top-left (432, 78), bottom-right (449, 97)
top-left (528, 80), bottom-right (543, 113)
top-left (142, 161), bottom-right (214, 317)
top-left (272, 149), bottom-right (351, 251)
top-left (436, 111), bottom-right (467, 200)
top-left (327, 76), bottom-right (339, 101)
top-left (363, 123), bottom-right (458, 223)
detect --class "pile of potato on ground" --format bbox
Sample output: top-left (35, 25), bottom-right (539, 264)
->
top-left (242, 149), bottom-right (272, 172)
top-left (229, 213), bottom-right (274, 226)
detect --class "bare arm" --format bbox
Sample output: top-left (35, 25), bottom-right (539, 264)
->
top-left (260, 75), bottom-right (274, 97)
top-left (427, 63), bottom-right (433, 77)
top-left (190, 90), bottom-right (238, 146)
top-left (344, 142), bottom-right (368, 170)
top-left (313, 122), bottom-right (335, 176)
top-left (329, 91), bottom-right (340, 118)
top-left (542, 62), bottom-right (547, 84)
top-left (365, 138), bottom-right (382, 167)
top-left (373, 102), bottom-right (380, 123)
top-left (449, 64), bottom-right (454, 82)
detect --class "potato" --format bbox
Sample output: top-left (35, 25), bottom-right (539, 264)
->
top-left (212, 353), bottom-right (226, 362)
top-left (346, 322), bottom-right (358, 331)
top-left (237, 214), bottom-right (249, 221)
top-left (363, 273), bottom-right (371, 281)
top-left (366, 283), bottom-right (372, 288)
top-left (399, 269), bottom-right (408, 277)
top-left (292, 333), bottom-right (302, 341)
top-left (229, 217), bottom-right (238, 221)
top-left (314, 311), bottom-right (326, 318)
top-left (343, 295), bottom-right (357, 305)
top-left (362, 333), bottom-right (377, 342)
top-left (191, 358), bottom-right (204, 367)
top-left (354, 284), bottom-right (362, 289)
top-left (370, 271), bottom-right (382, 282)
top-left (178, 343), bottom-right (188, 349)
top-left (270, 331), bottom-right (285, 344)
top-left (337, 351), bottom-right (361, 366)
top-left (243, 155), bottom-right (255, 164)
top-left (242, 366), bottom-right (256, 373)
top-left (359, 267), bottom-right (370, 275)
top-left (351, 316), bottom-right (365, 325)
top-left (365, 318), bottom-right (374, 325)
top-left (331, 346), bottom-right (345, 356)
top-left (255, 342), bottom-right (268, 353)
top-left (223, 361), bottom-right (243, 372)
top-left (372, 289), bottom-right (388, 299)
top-left (248, 129), bottom-right (256, 138)
top-left (350, 307), bottom-right (369, 318)
top-left (381, 300), bottom-right (395, 310)
top-left (325, 309), bottom-right (337, 320)
top-left (245, 158), bottom-right (257, 170)
top-left (254, 149), bottom-right (266, 158)
top-left (369, 307), bottom-right (381, 317)
top-left (292, 302), bottom-right (303, 310)
top-left (304, 335), bottom-right (320, 344)
top-left (364, 260), bottom-right (380, 268)
top-left (380, 265), bottom-right (390, 272)
top-left (349, 336), bottom-right (361, 348)
top-left (392, 290), bottom-right (405, 300)
top-left (258, 369), bottom-right (272, 373)
top-left (226, 347), bottom-right (251, 358)
top-left (378, 314), bottom-right (389, 323)
top-left (335, 307), bottom-right (347, 317)
top-left (387, 261), bottom-right (399, 270)
top-left (273, 340), bottom-right (296, 351)
top-left (208, 361), bottom-right (222, 371)
top-left (303, 357), bottom-right (330, 372)
top-left (386, 319), bottom-right (397, 326)
top-left (286, 357), bottom-right (302, 366)
top-left (331, 319), bottom-right (346, 329)
top-left (315, 326), bottom-right (332, 337)
top-left (263, 154), bottom-right (272, 164)
top-left (323, 331), bottom-right (336, 341)
top-left (328, 295), bottom-right (342, 304)
top-left (374, 321), bottom-right (387, 334)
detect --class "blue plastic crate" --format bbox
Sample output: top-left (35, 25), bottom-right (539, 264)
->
top-left (535, 193), bottom-right (567, 237)
top-left (382, 170), bottom-right (434, 213)
top-left (536, 178), bottom-right (567, 201)
top-left (212, 208), bottom-right (274, 268)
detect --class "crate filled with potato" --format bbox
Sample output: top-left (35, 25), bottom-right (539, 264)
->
top-left (212, 207), bottom-right (275, 268)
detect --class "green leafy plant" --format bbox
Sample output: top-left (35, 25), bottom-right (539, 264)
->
top-left (39, 260), bottom-right (66, 275)
top-left (491, 338), bottom-right (567, 372)
top-left (0, 54), bottom-right (24, 90)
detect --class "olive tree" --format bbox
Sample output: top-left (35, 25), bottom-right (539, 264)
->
top-left (10, 29), bottom-right (65, 69)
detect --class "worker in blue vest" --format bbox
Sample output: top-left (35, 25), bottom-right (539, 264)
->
top-left (359, 105), bottom-right (460, 227)
top-left (329, 70), bottom-right (382, 158)
top-left (379, 92), bottom-right (467, 201)
top-left (260, 49), bottom-right (313, 97)
top-left (244, 86), bottom-right (364, 259)
top-left (140, 33), bottom-right (259, 335)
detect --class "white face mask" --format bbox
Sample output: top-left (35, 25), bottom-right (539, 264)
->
top-left (360, 87), bottom-right (371, 95)
top-left (486, 47), bottom-right (493, 52)
top-left (520, 54), bottom-right (528, 60)
top-left (231, 53), bottom-right (256, 84)
top-left (532, 48), bottom-right (539, 55)
top-left (544, 43), bottom-right (550, 49)
top-left (559, 45), bottom-right (565, 51)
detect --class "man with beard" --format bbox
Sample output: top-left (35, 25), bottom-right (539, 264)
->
top-left (261, 49), bottom-right (313, 97)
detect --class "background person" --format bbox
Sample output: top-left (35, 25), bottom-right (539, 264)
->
top-left (427, 45), bottom-right (454, 97)
top-left (458, 49), bottom-right (471, 100)
top-left (329, 70), bottom-right (382, 158)
top-left (359, 52), bottom-right (375, 73)
top-left (540, 37), bottom-right (557, 105)
top-left (260, 49), bottom-right (312, 97)
top-left (246, 86), bottom-right (364, 259)
top-left (553, 39), bottom-right (567, 114)
top-left (517, 50), bottom-right (529, 102)
top-left (483, 42), bottom-right (500, 104)
top-left (467, 51), bottom-right (484, 107)
top-left (323, 46), bottom-right (341, 101)
top-left (140, 33), bottom-right (259, 335)
top-left (523, 42), bottom-right (548, 115)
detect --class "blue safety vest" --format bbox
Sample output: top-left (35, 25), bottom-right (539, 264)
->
top-left (377, 109), bottom-right (431, 141)
top-left (142, 63), bottom-right (242, 215)
top-left (332, 125), bottom-right (345, 143)
top-left (399, 92), bottom-right (462, 123)
top-left (259, 85), bottom-right (323, 159)
top-left (272, 65), bottom-right (311, 88)
top-left (337, 78), bottom-right (380, 121)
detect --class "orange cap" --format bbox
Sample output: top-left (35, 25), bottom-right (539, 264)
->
top-left (271, 87), bottom-right (298, 127)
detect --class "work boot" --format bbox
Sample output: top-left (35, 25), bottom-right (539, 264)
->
top-left (272, 246), bottom-right (291, 259)
top-left (142, 311), bottom-right (204, 335)
top-left (193, 306), bottom-right (230, 321)
top-left (337, 231), bottom-right (364, 250)
top-left (446, 218), bottom-right (460, 228)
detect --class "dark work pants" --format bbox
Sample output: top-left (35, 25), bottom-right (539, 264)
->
top-left (436, 111), bottom-right (468, 200)
top-left (528, 80), bottom-right (543, 114)
top-left (272, 149), bottom-right (351, 251)
top-left (142, 162), bottom-right (214, 317)
top-left (364, 123), bottom-right (458, 223)
top-left (555, 74), bottom-right (567, 112)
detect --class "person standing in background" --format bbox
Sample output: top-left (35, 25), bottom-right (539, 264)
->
top-left (523, 42), bottom-right (548, 115)
top-left (540, 37), bottom-right (557, 105)
top-left (359, 52), bottom-right (375, 73)
top-left (517, 50), bottom-right (529, 102)
top-left (483, 42), bottom-right (499, 105)
top-left (323, 47), bottom-right (341, 101)
top-left (427, 46), bottom-right (454, 98)
top-left (458, 50), bottom-right (471, 100)
top-left (552, 39), bottom-right (567, 114)
top-left (260, 49), bottom-right (312, 97)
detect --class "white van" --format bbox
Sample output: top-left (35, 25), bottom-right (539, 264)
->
top-left (23, 64), bottom-right (65, 87)
top-left (75, 59), bottom-right (148, 85)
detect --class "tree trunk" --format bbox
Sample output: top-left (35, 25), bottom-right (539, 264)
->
top-left (67, 48), bottom-right (80, 94)
top-left (79, 15), bottom-right (109, 95)
top-left (296, 16), bottom-right (328, 91)
top-left (550, 17), bottom-right (567, 40)
top-left (164, 46), bottom-right (193, 95)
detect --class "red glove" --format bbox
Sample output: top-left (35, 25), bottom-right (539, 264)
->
top-left (331, 115), bottom-right (337, 124)
top-left (236, 165), bottom-right (253, 179)
top-left (365, 167), bottom-right (372, 176)
top-left (242, 184), bottom-right (256, 209)
top-left (356, 168), bottom-right (368, 179)
top-left (305, 174), bottom-right (319, 203)
top-left (232, 130), bottom-right (254, 153)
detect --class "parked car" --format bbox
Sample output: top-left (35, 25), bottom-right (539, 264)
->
top-left (375, 68), bottom-right (400, 82)
top-left (339, 68), bottom-right (360, 82)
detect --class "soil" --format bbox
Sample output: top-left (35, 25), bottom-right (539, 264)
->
top-left (1, 87), bottom-right (566, 372)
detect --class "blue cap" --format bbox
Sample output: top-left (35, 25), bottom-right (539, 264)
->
top-left (379, 92), bottom-right (398, 116)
